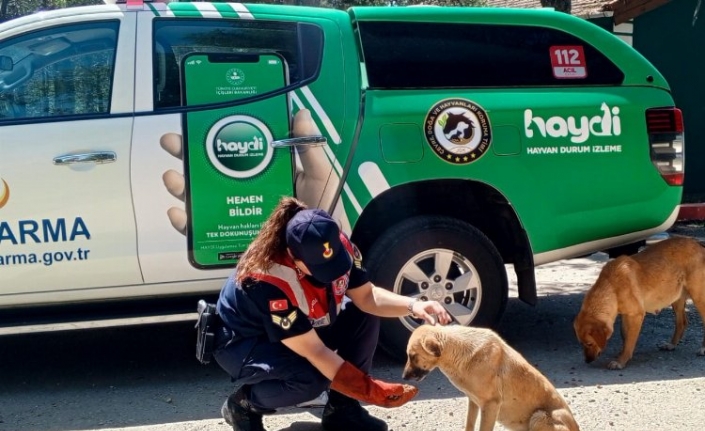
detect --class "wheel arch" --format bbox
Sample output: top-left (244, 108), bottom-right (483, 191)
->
top-left (350, 179), bottom-right (537, 305)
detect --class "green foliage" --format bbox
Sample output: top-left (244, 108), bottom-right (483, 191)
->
top-left (306, 0), bottom-right (488, 9)
top-left (1, 0), bottom-right (487, 22)
top-left (1, 0), bottom-right (102, 22)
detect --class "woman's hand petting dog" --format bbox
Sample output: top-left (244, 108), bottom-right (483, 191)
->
top-left (411, 299), bottom-right (452, 326)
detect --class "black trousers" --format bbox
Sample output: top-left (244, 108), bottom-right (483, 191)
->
top-left (213, 302), bottom-right (381, 410)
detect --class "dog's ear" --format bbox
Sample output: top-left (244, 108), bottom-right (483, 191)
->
top-left (421, 334), bottom-right (442, 357)
top-left (590, 322), bottom-right (613, 348)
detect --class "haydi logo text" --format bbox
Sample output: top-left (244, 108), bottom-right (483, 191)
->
top-left (524, 103), bottom-right (621, 144)
top-left (216, 136), bottom-right (264, 155)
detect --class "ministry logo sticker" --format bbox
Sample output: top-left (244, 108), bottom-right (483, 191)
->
top-left (226, 68), bottom-right (245, 86)
top-left (424, 99), bottom-right (492, 165)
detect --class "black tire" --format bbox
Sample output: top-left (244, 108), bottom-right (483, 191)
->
top-left (365, 216), bottom-right (508, 361)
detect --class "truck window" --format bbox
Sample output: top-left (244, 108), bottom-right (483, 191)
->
top-left (152, 19), bottom-right (323, 109)
top-left (0, 21), bottom-right (119, 121)
top-left (357, 21), bottom-right (625, 89)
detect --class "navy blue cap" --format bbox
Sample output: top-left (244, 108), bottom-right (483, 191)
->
top-left (285, 209), bottom-right (352, 283)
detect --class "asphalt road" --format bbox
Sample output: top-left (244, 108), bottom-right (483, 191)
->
top-left (3, 231), bottom-right (705, 431)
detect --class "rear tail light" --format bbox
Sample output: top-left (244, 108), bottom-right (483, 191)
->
top-left (647, 107), bottom-right (684, 186)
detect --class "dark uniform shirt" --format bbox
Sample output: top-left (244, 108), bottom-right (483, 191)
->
top-left (217, 240), bottom-right (368, 343)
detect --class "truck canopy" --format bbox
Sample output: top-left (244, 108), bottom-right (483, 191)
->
top-left (349, 5), bottom-right (669, 90)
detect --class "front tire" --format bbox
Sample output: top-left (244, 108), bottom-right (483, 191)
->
top-left (365, 216), bottom-right (508, 361)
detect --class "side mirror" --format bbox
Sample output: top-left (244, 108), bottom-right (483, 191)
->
top-left (0, 56), bottom-right (12, 72)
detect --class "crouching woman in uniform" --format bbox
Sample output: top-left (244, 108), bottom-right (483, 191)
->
top-left (213, 196), bottom-right (451, 431)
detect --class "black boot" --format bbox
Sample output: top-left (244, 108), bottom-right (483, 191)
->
top-left (321, 390), bottom-right (388, 431)
top-left (221, 386), bottom-right (274, 431)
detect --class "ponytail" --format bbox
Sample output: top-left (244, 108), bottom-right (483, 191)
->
top-left (236, 196), bottom-right (307, 283)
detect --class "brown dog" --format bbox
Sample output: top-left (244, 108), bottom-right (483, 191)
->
top-left (573, 236), bottom-right (705, 370)
top-left (403, 324), bottom-right (579, 431)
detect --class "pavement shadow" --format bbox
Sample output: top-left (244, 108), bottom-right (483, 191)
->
top-left (0, 321), bottom-right (231, 430)
top-left (277, 421), bottom-right (323, 431)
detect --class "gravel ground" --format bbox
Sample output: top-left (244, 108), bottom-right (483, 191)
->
top-left (2, 221), bottom-right (705, 431)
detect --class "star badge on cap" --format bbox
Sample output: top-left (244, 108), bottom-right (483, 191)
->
top-left (322, 242), bottom-right (333, 259)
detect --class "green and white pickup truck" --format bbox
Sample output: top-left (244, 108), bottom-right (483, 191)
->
top-left (0, 0), bottom-right (683, 359)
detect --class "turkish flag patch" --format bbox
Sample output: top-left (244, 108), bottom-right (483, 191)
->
top-left (269, 299), bottom-right (288, 312)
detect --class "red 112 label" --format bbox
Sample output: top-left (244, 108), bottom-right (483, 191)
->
top-left (550, 46), bottom-right (587, 79)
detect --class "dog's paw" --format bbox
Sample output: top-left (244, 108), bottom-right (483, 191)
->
top-left (659, 342), bottom-right (677, 351)
top-left (607, 360), bottom-right (624, 370)
top-left (697, 347), bottom-right (705, 356)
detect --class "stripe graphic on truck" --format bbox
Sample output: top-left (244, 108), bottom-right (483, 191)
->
top-left (290, 91), bottom-right (363, 215)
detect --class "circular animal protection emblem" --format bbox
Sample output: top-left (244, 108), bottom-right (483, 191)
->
top-left (205, 115), bottom-right (274, 179)
top-left (424, 98), bottom-right (492, 165)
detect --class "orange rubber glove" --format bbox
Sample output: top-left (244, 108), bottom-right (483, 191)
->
top-left (329, 361), bottom-right (418, 408)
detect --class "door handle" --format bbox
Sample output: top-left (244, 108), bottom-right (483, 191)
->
top-left (271, 136), bottom-right (327, 148)
top-left (53, 151), bottom-right (117, 166)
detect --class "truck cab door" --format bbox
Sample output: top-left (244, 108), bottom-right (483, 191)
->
top-left (0, 10), bottom-right (141, 302)
top-left (132, 3), bottom-right (355, 285)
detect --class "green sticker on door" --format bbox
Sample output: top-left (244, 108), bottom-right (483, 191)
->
top-left (181, 52), bottom-right (293, 269)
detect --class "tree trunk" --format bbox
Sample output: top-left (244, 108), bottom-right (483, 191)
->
top-left (1, 0), bottom-right (10, 19)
